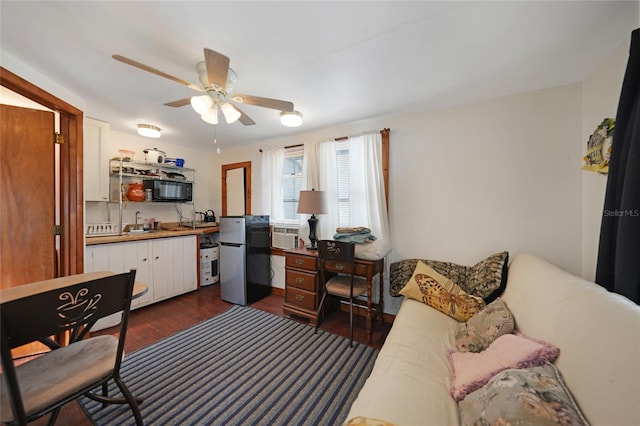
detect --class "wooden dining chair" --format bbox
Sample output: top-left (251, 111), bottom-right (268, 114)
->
top-left (0, 270), bottom-right (143, 426)
top-left (315, 240), bottom-right (369, 347)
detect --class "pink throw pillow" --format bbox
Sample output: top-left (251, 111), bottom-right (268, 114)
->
top-left (448, 332), bottom-right (560, 401)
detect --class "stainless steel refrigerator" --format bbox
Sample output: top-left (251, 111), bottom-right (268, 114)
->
top-left (219, 215), bottom-right (271, 305)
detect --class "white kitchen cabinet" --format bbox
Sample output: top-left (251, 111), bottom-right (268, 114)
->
top-left (122, 240), bottom-right (153, 308)
top-left (84, 117), bottom-right (110, 202)
top-left (172, 236), bottom-right (198, 294)
top-left (151, 238), bottom-right (174, 301)
top-left (85, 235), bottom-right (197, 310)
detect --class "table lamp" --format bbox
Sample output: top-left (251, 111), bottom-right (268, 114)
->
top-left (297, 189), bottom-right (327, 250)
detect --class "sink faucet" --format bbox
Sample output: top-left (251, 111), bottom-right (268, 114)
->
top-left (135, 211), bottom-right (142, 230)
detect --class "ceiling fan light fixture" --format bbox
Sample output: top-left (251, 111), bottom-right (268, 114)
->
top-left (190, 95), bottom-right (213, 115)
top-left (137, 124), bottom-right (161, 138)
top-left (221, 102), bottom-right (241, 124)
top-left (201, 106), bottom-right (218, 125)
top-left (280, 110), bottom-right (303, 127)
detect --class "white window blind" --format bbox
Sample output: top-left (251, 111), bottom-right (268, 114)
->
top-left (336, 140), bottom-right (350, 227)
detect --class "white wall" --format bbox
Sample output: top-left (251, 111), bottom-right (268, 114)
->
top-left (211, 83), bottom-right (587, 312)
top-left (580, 40), bottom-right (629, 280)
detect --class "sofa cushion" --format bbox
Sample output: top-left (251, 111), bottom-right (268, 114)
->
top-left (500, 253), bottom-right (640, 425)
top-left (459, 363), bottom-right (589, 426)
top-left (448, 332), bottom-right (560, 401)
top-left (454, 298), bottom-right (515, 353)
top-left (346, 298), bottom-right (461, 425)
top-left (399, 261), bottom-right (485, 322)
top-left (389, 252), bottom-right (508, 302)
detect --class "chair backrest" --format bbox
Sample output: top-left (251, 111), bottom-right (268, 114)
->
top-left (0, 270), bottom-right (137, 349)
top-left (317, 239), bottom-right (357, 276)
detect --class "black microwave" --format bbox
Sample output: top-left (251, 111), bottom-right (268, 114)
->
top-left (143, 179), bottom-right (192, 202)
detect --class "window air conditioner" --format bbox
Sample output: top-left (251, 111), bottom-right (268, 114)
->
top-left (272, 226), bottom-right (299, 249)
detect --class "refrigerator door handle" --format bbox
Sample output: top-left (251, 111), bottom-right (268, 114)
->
top-left (221, 242), bottom-right (243, 247)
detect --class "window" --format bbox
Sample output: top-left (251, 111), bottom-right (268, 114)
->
top-left (281, 146), bottom-right (304, 220)
top-left (336, 140), bottom-right (350, 227)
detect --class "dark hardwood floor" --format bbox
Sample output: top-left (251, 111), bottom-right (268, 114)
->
top-left (32, 284), bottom-right (392, 426)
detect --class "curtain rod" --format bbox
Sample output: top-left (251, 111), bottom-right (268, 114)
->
top-left (259, 128), bottom-right (390, 152)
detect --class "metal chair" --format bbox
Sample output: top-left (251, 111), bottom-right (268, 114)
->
top-left (0, 271), bottom-right (143, 426)
top-left (315, 240), bottom-right (368, 347)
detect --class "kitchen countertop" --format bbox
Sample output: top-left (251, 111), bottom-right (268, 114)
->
top-left (86, 225), bottom-right (219, 245)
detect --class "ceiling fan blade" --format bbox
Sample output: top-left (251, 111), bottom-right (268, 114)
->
top-left (112, 54), bottom-right (203, 92)
top-left (164, 97), bottom-right (192, 107)
top-left (204, 48), bottom-right (230, 91)
top-left (231, 94), bottom-right (294, 112)
top-left (231, 104), bottom-right (256, 126)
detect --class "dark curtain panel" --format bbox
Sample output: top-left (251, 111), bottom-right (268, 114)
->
top-left (596, 28), bottom-right (640, 304)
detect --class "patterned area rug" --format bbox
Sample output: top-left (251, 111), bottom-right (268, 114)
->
top-left (80, 305), bottom-right (379, 425)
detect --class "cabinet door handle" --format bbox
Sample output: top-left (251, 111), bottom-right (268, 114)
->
top-left (335, 263), bottom-right (346, 271)
top-left (295, 294), bottom-right (305, 302)
top-left (295, 277), bottom-right (305, 284)
top-left (142, 258), bottom-right (148, 262)
top-left (295, 259), bottom-right (304, 266)
top-left (155, 256), bottom-right (160, 260)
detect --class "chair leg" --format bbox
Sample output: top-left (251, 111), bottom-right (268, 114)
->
top-left (113, 375), bottom-right (143, 426)
top-left (349, 299), bottom-right (354, 348)
top-left (101, 381), bottom-right (109, 408)
top-left (315, 292), bottom-right (327, 335)
top-left (47, 407), bottom-right (61, 426)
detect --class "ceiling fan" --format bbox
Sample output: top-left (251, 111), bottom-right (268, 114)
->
top-left (112, 48), bottom-right (301, 127)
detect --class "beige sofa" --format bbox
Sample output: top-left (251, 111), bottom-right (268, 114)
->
top-left (346, 253), bottom-right (640, 425)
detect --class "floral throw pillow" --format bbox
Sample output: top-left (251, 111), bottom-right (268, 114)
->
top-left (459, 363), bottom-right (589, 426)
top-left (455, 298), bottom-right (515, 353)
top-left (399, 261), bottom-right (485, 322)
top-left (448, 332), bottom-right (560, 401)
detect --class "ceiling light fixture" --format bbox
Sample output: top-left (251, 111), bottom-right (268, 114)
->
top-left (281, 110), bottom-right (303, 127)
top-left (137, 124), bottom-right (161, 138)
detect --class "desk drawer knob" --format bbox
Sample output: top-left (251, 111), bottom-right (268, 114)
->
top-left (295, 294), bottom-right (305, 302)
top-left (335, 263), bottom-right (346, 271)
top-left (295, 259), bottom-right (305, 266)
top-left (295, 277), bottom-right (305, 284)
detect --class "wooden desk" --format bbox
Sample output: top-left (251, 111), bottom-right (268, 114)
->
top-left (282, 247), bottom-right (384, 344)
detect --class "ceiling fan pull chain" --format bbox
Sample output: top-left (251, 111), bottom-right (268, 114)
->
top-left (213, 127), bottom-right (221, 155)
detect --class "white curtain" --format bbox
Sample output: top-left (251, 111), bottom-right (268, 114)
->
top-left (349, 132), bottom-right (390, 242)
top-left (260, 146), bottom-right (285, 220)
top-left (316, 139), bottom-right (341, 242)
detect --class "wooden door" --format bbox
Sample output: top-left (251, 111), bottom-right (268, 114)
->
top-left (1, 104), bottom-right (56, 287)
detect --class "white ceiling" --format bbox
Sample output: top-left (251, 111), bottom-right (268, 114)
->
top-left (1, 1), bottom-right (638, 151)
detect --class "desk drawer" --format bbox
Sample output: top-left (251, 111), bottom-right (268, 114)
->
top-left (286, 254), bottom-right (317, 271)
top-left (285, 287), bottom-right (316, 311)
top-left (286, 270), bottom-right (317, 292)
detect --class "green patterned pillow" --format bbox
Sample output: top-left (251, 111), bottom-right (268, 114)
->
top-left (459, 363), bottom-right (589, 425)
top-left (389, 251), bottom-right (508, 302)
top-left (455, 297), bottom-right (515, 352)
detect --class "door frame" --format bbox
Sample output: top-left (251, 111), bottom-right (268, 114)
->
top-left (221, 161), bottom-right (251, 216)
top-left (1, 67), bottom-right (84, 276)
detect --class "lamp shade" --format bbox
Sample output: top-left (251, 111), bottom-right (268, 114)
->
top-left (297, 189), bottom-right (327, 214)
top-left (190, 95), bottom-right (213, 115)
top-left (221, 102), bottom-right (241, 124)
top-left (201, 106), bottom-right (218, 124)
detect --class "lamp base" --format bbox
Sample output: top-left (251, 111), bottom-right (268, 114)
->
top-left (307, 214), bottom-right (319, 250)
